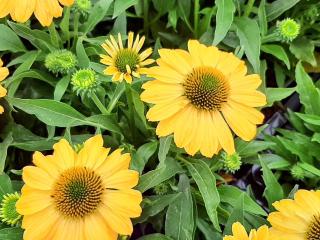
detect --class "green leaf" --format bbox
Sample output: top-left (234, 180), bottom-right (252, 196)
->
top-left (258, 0), bottom-right (267, 36)
top-left (266, 0), bottom-right (300, 21)
top-left (0, 227), bottom-right (23, 239)
top-left (7, 21), bottom-right (55, 51)
top-left (54, 75), bottom-right (70, 101)
top-left (197, 219), bottom-right (222, 240)
top-left (234, 17), bottom-right (261, 73)
top-left (137, 193), bottom-right (181, 223)
top-left (236, 140), bottom-right (275, 157)
top-left (0, 174), bottom-right (13, 199)
top-left (261, 44), bottom-right (290, 69)
top-left (0, 134), bottom-right (13, 174)
top-left (296, 113), bottom-right (320, 126)
top-left (131, 88), bottom-right (147, 128)
top-left (158, 136), bottom-right (173, 165)
top-left (312, 133), bottom-right (320, 144)
top-left (137, 158), bottom-right (183, 193)
top-left (85, 114), bottom-right (122, 134)
top-left (83, 0), bottom-right (113, 33)
top-left (137, 234), bottom-right (173, 240)
top-left (295, 61), bottom-right (320, 115)
top-left (76, 37), bottom-right (90, 68)
top-left (290, 38), bottom-right (316, 66)
top-left (184, 159), bottom-right (221, 231)
top-left (165, 174), bottom-right (195, 240)
top-left (298, 162), bottom-right (320, 177)
top-left (213, 0), bottom-right (236, 45)
top-left (9, 98), bottom-right (86, 127)
top-left (260, 156), bottom-right (284, 209)
top-left (131, 141), bottom-right (158, 174)
top-left (223, 193), bottom-right (245, 235)
top-left (265, 87), bottom-right (296, 106)
top-left (113, 0), bottom-right (138, 18)
top-left (218, 185), bottom-right (267, 216)
top-left (0, 24), bottom-right (26, 52)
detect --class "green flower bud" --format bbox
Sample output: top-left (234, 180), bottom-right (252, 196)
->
top-left (291, 164), bottom-right (305, 181)
top-left (71, 69), bottom-right (100, 96)
top-left (45, 50), bottom-right (77, 75)
top-left (153, 182), bottom-right (170, 195)
top-left (74, 0), bottom-right (92, 15)
top-left (277, 18), bottom-right (300, 42)
top-left (0, 192), bottom-right (22, 226)
top-left (222, 152), bottom-right (242, 173)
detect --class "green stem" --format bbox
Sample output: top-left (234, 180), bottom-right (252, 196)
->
top-left (48, 23), bottom-right (59, 48)
top-left (262, 32), bottom-right (280, 43)
top-left (106, 82), bottom-right (125, 114)
top-left (92, 93), bottom-right (108, 114)
top-left (143, 0), bottom-right (149, 39)
top-left (244, 0), bottom-right (255, 17)
top-left (73, 12), bottom-right (80, 49)
top-left (125, 83), bottom-right (137, 142)
top-left (194, 0), bottom-right (200, 38)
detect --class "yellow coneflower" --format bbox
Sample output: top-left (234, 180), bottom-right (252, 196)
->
top-left (100, 32), bottom-right (154, 83)
top-left (0, 0), bottom-right (74, 26)
top-left (224, 222), bottom-right (271, 240)
top-left (16, 135), bottom-right (142, 240)
top-left (141, 40), bottom-right (266, 158)
top-left (268, 189), bottom-right (320, 240)
top-left (0, 58), bottom-right (9, 114)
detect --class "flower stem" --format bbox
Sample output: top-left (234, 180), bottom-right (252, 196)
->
top-left (72, 12), bottom-right (80, 49)
top-left (106, 82), bottom-right (126, 114)
top-left (262, 32), bottom-right (280, 43)
top-left (194, 0), bottom-right (200, 38)
top-left (125, 83), bottom-right (137, 142)
top-left (48, 23), bottom-right (59, 48)
top-left (244, 0), bottom-right (255, 17)
top-left (92, 93), bottom-right (108, 115)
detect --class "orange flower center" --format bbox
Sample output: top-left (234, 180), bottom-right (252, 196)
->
top-left (307, 216), bottom-right (320, 240)
top-left (183, 66), bottom-right (229, 111)
top-left (52, 167), bottom-right (104, 218)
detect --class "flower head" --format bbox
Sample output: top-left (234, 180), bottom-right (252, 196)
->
top-left (222, 152), bottom-right (242, 173)
top-left (268, 189), bottom-right (320, 240)
top-left (100, 32), bottom-right (154, 83)
top-left (16, 135), bottom-right (142, 240)
top-left (45, 50), bottom-right (77, 75)
top-left (0, 58), bottom-right (9, 114)
top-left (0, 0), bottom-right (75, 26)
top-left (141, 40), bottom-right (266, 158)
top-left (0, 192), bottom-right (21, 226)
top-left (71, 69), bottom-right (100, 95)
top-left (290, 164), bottom-right (306, 180)
top-left (224, 222), bottom-right (271, 240)
top-left (277, 18), bottom-right (300, 42)
top-left (74, 0), bottom-right (91, 15)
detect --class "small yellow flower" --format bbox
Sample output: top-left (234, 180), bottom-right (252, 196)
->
top-left (100, 32), bottom-right (154, 83)
top-left (0, 58), bottom-right (9, 114)
top-left (141, 40), bottom-right (266, 158)
top-left (0, 0), bottom-right (74, 26)
top-left (268, 189), bottom-right (320, 240)
top-left (16, 135), bottom-right (142, 240)
top-left (224, 222), bottom-right (271, 240)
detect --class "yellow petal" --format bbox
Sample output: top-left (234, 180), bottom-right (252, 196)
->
top-left (16, 186), bottom-right (52, 215)
top-left (230, 90), bottom-right (267, 107)
top-left (228, 100), bottom-right (264, 125)
top-left (32, 151), bottom-right (61, 179)
top-left (222, 103), bottom-right (257, 141)
top-left (22, 166), bottom-right (54, 190)
top-left (0, 67), bottom-right (9, 81)
top-left (232, 222), bottom-right (248, 239)
top-left (53, 139), bottom-right (76, 169)
top-left (34, 0), bottom-right (54, 26)
top-left (158, 49), bottom-right (192, 75)
top-left (98, 204), bottom-right (133, 235)
top-left (103, 189), bottom-right (142, 218)
top-left (147, 66), bottom-right (185, 84)
top-left (0, 85), bottom-right (7, 98)
top-left (0, 0), bottom-right (11, 18)
top-left (127, 32), bottom-right (134, 49)
top-left (84, 212), bottom-right (117, 240)
top-left (58, 0), bottom-right (75, 6)
top-left (104, 170), bottom-right (139, 189)
top-left (146, 96), bottom-right (189, 121)
top-left (211, 111), bottom-right (235, 154)
top-left (230, 74), bottom-right (262, 90)
top-left (11, 0), bottom-right (36, 23)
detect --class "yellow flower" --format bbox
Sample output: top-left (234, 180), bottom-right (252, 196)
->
top-left (16, 135), bottom-right (142, 240)
top-left (268, 189), bottom-right (320, 240)
top-left (141, 40), bottom-right (266, 158)
top-left (0, 0), bottom-right (74, 26)
top-left (100, 32), bottom-right (154, 83)
top-left (0, 58), bottom-right (9, 114)
top-left (224, 222), bottom-right (271, 240)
